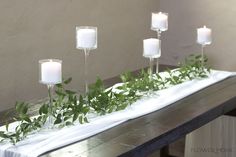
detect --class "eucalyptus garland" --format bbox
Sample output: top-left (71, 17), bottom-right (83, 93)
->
top-left (0, 54), bottom-right (210, 144)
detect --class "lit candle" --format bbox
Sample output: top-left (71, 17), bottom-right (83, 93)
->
top-left (143, 38), bottom-right (161, 58)
top-left (197, 25), bottom-right (212, 45)
top-left (76, 27), bottom-right (97, 49)
top-left (151, 12), bottom-right (168, 31)
top-left (40, 59), bottom-right (62, 84)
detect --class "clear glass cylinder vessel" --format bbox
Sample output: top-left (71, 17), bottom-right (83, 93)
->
top-left (76, 26), bottom-right (97, 50)
top-left (151, 12), bottom-right (168, 32)
top-left (39, 59), bottom-right (62, 85)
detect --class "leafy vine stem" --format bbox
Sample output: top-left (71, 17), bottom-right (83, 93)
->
top-left (0, 54), bottom-right (210, 144)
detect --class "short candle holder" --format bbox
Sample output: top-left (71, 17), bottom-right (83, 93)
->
top-left (143, 38), bottom-right (161, 79)
top-left (198, 43), bottom-right (211, 67)
top-left (151, 12), bottom-right (168, 73)
top-left (197, 42), bottom-right (211, 67)
top-left (76, 26), bottom-right (97, 93)
top-left (39, 59), bottom-right (62, 129)
top-left (143, 56), bottom-right (158, 97)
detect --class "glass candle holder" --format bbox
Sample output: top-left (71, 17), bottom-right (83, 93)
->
top-left (39, 59), bottom-right (62, 129)
top-left (39, 59), bottom-right (62, 85)
top-left (151, 12), bottom-right (168, 33)
top-left (76, 26), bottom-right (97, 50)
top-left (143, 38), bottom-right (161, 77)
top-left (76, 26), bottom-right (97, 93)
top-left (151, 12), bottom-right (168, 73)
top-left (197, 26), bottom-right (212, 66)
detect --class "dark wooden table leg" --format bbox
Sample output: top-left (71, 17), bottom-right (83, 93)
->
top-left (160, 145), bottom-right (178, 157)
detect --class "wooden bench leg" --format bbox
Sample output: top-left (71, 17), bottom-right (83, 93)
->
top-left (160, 145), bottom-right (178, 157)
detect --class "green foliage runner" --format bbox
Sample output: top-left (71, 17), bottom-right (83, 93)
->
top-left (0, 54), bottom-right (210, 144)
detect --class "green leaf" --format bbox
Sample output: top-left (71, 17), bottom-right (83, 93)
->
top-left (73, 112), bottom-right (79, 122)
top-left (65, 121), bottom-right (73, 126)
top-left (55, 83), bottom-right (63, 88)
top-left (39, 104), bottom-right (48, 115)
top-left (82, 107), bottom-right (90, 114)
top-left (84, 117), bottom-right (89, 123)
top-left (15, 102), bottom-right (28, 115)
top-left (64, 77), bottom-right (72, 84)
top-left (65, 90), bottom-right (76, 95)
top-left (120, 72), bottom-right (133, 82)
top-left (0, 132), bottom-right (8, 138)
top-left (63, 116), bottom-right (70, 122)
top-left (55, 90), bottom-right (66, 96)
top-left (22, 106), bottom-right (28, 115)
top-left (5, 123), bottom-right (9, 132)
top-left (23, 116), bottom-right (31, 123)
top-left (79, 116), bottom-right (83, 124)
top-left (54, 114), bottom-right (62, 125)
top-left (79, 95), bottom-right (84, 105)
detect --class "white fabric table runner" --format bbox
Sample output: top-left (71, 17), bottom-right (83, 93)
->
top-left (0, 70), bottom-right (234, 157)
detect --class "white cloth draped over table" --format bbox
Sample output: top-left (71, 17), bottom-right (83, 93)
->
top-left (0, 70), bottom-right (234, 157)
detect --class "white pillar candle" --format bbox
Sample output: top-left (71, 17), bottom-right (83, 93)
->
top-left (40, 59), bottom-right (62, 84)
top-left (151, 12), bottom-right (168, 31)
top-left (197, 26), bottom-right (212, 45)
top-left (143, 38), bottom-right (161, 58)
top-left (76, 27), bottom-right (97, 49)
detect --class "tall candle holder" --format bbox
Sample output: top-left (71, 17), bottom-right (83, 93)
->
top-left (197, 26), bottom-right (212, 67)
top-left (151, 12), bottom-right (168, 73)
top-left (76, 26), bottom-right (97, 93)
top-left (39, 59), bottom-right (62, 129)
top-left (143, 38), bottom-right (161, 78)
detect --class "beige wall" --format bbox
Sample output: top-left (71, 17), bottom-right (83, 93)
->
top-left (0, 0), bottom-right (159, 111)
top-left (159, 0), bottom-right (236, 71)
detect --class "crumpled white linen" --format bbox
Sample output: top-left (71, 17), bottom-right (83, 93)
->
top-left (0, 70), bottom-right (234, 157)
